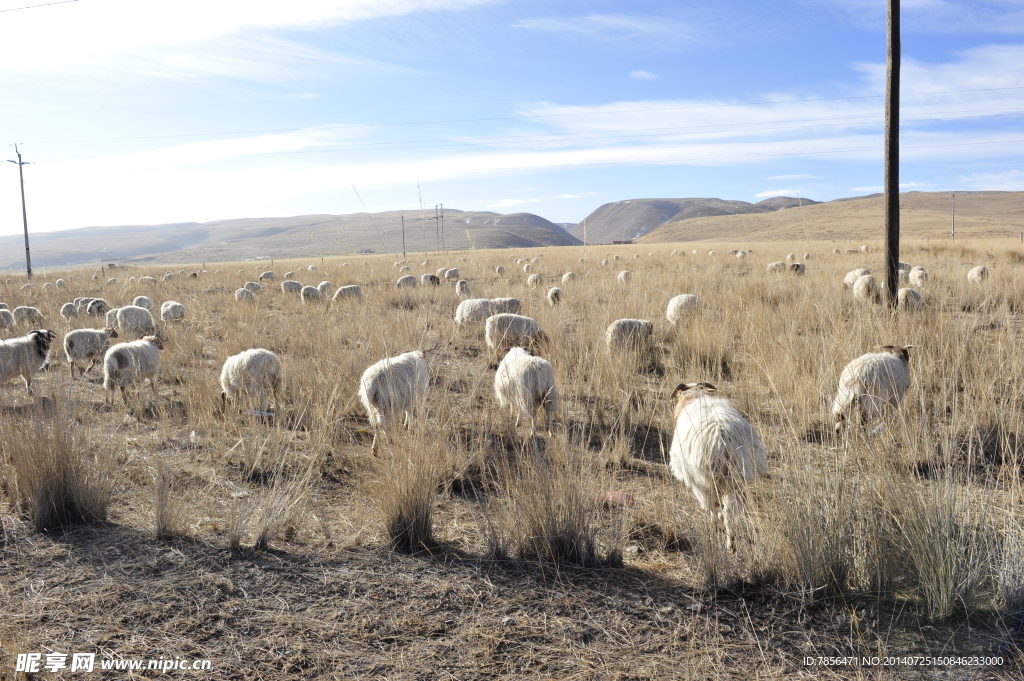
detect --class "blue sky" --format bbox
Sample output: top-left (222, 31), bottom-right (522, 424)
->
top-left (1, 0), bottom-right (1023, 236)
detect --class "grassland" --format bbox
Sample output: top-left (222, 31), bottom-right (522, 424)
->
top-left (2, 239), bottom-right (1024, 680)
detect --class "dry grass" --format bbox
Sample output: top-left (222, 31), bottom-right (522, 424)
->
top-left (1, 238), bottom-right (1023, 678)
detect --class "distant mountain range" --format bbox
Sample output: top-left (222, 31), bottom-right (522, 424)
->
top-left (570, 196), bottom-right (817, 244)
top-left (3, 191), bottom-right (1022, 271)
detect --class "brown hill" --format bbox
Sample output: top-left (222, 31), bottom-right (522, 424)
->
top-left (639, 191), bottom-right (1024, 243)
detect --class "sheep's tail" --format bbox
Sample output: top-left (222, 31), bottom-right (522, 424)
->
top-left (104, 352), bottom-right (123, 389)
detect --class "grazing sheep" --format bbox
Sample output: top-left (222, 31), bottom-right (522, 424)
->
top-left (488, 297), bottom-right (522, 315)
top-left (399, 266), bottom-right (411, 273)
top-left (107, 278), bottom-right (118, 285)
top-left (967, 265), bottom-right (989, 284)
top-left (786, 253), bottom-right (796, 262)
top-left (898, 262), bottom-right (912, 272)
top-left (259, 271), bottom-right (276, 281)
top-left (235, 287), bottom-right (256, 303)
top-left (523, 263), bottom-right (533, 273)
top-left (13, 306), bottom-right (44, 324)
top-left (495, 347), bottom-right (560, 436)
top-left (668, 382), bottom-right (768, 552)
top-left (0, 303), bottom-right (8, 310)
top-left (897, 288), bottom-right (924, 312)
top-left (105, 308), bottom-right (120, 328)
top-left (803, 253), bottom-right (812, 260)
top-left (317, 281), bottom-right (332, 296)
top-left (860, 245), bottom-right (869, 252)
top-left (139, 276), bottom-right (157, 284)
top-left (436, 267), bottom-right (449, 278)
top-left (422, 273), bottom-right (441, 286)
top-left (133, 296), bottom-right (154, 310)
top-left (286, 271), bottom-right (296, 278)
top-left (842, 268), bottom-right (871, 288)
top-left (358, 350), bottom-right (430, 453)
top-left (852, 275), bottom-right (881, 303)
top-left (666, 294), bottom-right (701, 325)
top-left (455, 298), bottom-right (492, 325)
top-left (60, 303), bottom-right (78, 320)
top-left (617, 270), bottom-right (632, 283)
top-left (0, 309), bottom-right (15, 331)
top-left (308, 265), bottom-right (317, 271)
top-left (706, 250), bottom-right (714, 256)
top-left (845, 249), bottom-right (858, 255)
top-left (485, 313), bottom-right (547, 355)
top-left (163, 273), bottom-right (175, 282)
top-left (547, 287), bottom-right (562, 306)
top-left (395, 275), bottom-right (417, 289)
top-left (84, 299), bottom-right (109, 316)
top-left (833, 248), bottom-right (841, 254)
top-left (160, 300), bottom-right (186, 322)
top-left (116, 305), bottom-right (157, 338)
top-left (22, 284), bottom-right (34, 291)
top-left (103, 335), bottom-right (164, 405)
top-left (790, 263), bottom-right (806, 275)
top-left (766, 261), bottom-right (787, 273)
top-left (909, 268), bottom-right (928, 286)
top-left (605, 319), bottom-right (654, 353)
top-left (736, 251), bottom-right (748, 259)
top-left (526, 273), bottom-right (543, 289)
top-left (561, 272), bottom-right (577, 283)
top-left (281, 280), bottom-right (302, 293)
top-left (56, 279), bottom-right (67, 289)
top-left (727, 249), bottom-right (739, 256)
top-left (495, 266), bottom-right (505, 275)
top-left (832, 346), bottom-right (911, 433)
top-left (332, 285), bottom-right (363, 301)
top-left (64, 327), bottom-right (118, 378)
top-left (613, 255), bottom-right (621, 261)
top-left (1, 329), bottom-right (57, 394)
top-left (301, 285), bottom-right (324, 303)
top-left (444, 268), bottom-right (460, 281)
top-left (220, 348), bottom-right (284, 413)
top-left (455, 280), bottom-right (471, 298)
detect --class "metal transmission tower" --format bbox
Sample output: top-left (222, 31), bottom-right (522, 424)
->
top-left (7, 145), bottom-right (32, 278)
top-left (884, 0), bottom-right (900, 308)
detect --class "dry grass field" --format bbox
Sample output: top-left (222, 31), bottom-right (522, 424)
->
top-left (2, 240), bottom-right (1024, 680)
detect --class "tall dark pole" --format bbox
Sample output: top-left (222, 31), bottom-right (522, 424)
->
top-left (401, 215), bottom-right (406, 260)
top-left (7, 144), bottom-right (32, 279)
top-left (884, 0), bottom-right (900, 307)
top-left (439, 203), bottom-right (444, 253)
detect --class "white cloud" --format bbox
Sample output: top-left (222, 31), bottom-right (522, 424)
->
top-left (513, 14), bottom-right (701, 44)
top-left (486, 198), bottom-right (540, 208)
top-left (555, 194), bottom-right (582, 198)
top-left (851, 186), bottom-right (883, 192)
top-left (959, 169), bottom-right (1024, 190)
top-left (755, 189), bottom-right (801, 198)
top-left (630, 70), bottom-right (657, 80)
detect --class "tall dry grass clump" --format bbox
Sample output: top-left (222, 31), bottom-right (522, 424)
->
top-left (1, 413), bottom-right (113, 531)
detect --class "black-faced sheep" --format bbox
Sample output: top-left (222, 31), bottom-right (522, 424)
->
top-left (1, 329), bottom-right (57, 394)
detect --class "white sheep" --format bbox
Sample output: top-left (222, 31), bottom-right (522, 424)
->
top-left (399, 266), bottom-right (411, 273)
top-left (601, 259), bottom-right (610, 267)
top-left (845, 249), bottom-right (858, 255)
top-left (56, 279), bottom-right (67, 289)
top-left (105, 307), bottom-right (120, 328)
top-left (706, 250), bottom-right (715, 256)
top-left (395, 275), bottom-right (417, 288)
top-left (103, 335), bottom-right (164, 405)
top-left (617, 270), bottom-right (632, 283)
top-left (736, 251), bottom-right (748, 259)
top-left (281, 280), bottom-right (302, 293)
top-left (495, 266), bottom-right (506, 275)
top-left (107, 278), bottom-right (118, 285)
top-left (133, 296), bottom-right (154, 310)
top-left (64, 326), bottom-right (118, 378)
top-left (803, 252), bottom-right (812, 260)
top-left (488, 297), bottom-right (522, 315)
top-left (668, 382), bottom-right (767, 552)
top-left (116, 305), bottom-right (157, 338)
top-left (786, 253), bottom-right (796, 262)
top-left (562, 272), bottom-right (577, 283)
top-left (0, 303), bottom-right (8, 310)
top-left (317, 281), bottom-right (333, 296)
top-left (235, 287), bottom-right (256, 303)
top-left (308, 265), bottom-right (317, 271)
top-left (967, 266), bottom-right (989, 284)
top-left (160, 300), bottom-right (186, 322)
top-left (444, 268), bottom-right (460, 281)
top-left (13, 306), bottom-right (44, 324)
top-left (259, 271), bottom-right (276, 281)
top-left (842, 268), bottom-right (871, 288)
top-left (547, 287), bottom-right (562, 306)
top-left (494, 347), bottom-right (560, 436)
top-left (332, 285), bottom-right (363, 301)
top-left (455, 280), bottom-right (471, 298)
top-left (1, 329), bottom-right (57, 394)
top-left (163, 273), bottom-right (175, 282)
top-left (605, 318), bottom-right (654, 353)
top-left (455, 298), bottom-right (492, 325)
top-left (897, 287), bottom-right (923, 312)
top-left (666, 294), bottom-right (700, 325)
top-left (908, 268), bottom-right (928, 286)
top-left (833, 248), bottom-right (841, 255)
top-left (852, 274), bottom-right (881, 304)
top-left (485, 313), bottom-right (547, 355)
top-left (139, 276), bottom-right (157, 284)
top-left (301, 285), bottom-right (324, 303)
top-left (860, 245), bottom-right (869, 252)
top-left (523, 263), bottom-right (533, 273)
top-left (286, 271), bottom-right (296, 278)
top-left (422, 273), bottom-right (440, 286)
top-left (220, 348), bottom-right (284, 413)
top-left (244, 281), bottom-right (263, 293)
top-left (790, 262), bottom-right (806, 275)
top-left (358, 350), bottom-right (429, 453)
top-left (766, 262), bottom-right (787, 274)
top-left (832, 346), bottom-right (911, 433)
top-left (526, 273), bottom-right (543, 289)
top-left (436, 267), bottom-right (449, 278)
top-left (60, 303), bottom-right (78, 320)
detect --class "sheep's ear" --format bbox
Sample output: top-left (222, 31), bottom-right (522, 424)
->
top-left (671, 383), bottom-right (689, 398)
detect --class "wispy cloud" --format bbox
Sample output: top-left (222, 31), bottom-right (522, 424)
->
top-left (555, 194), bottom-right (582, 198)
top-left (767, 173), bottom-right (817, 180)
top-left (756, 189), bottom-right (801, 198)
top-left (959, 169), bottom-right (1024, 190)
top-left (487, 198), bottom-right (540, 208)
top-left (629, 70), bottom-right (657, 80)
top-left (851, 186), bottom-right (883, 192)
top-left (513, 14), bottom-right (703, 44)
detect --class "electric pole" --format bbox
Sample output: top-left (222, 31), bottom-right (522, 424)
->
top-left (884, 0), bottom-right (900, 307)
top-left (439, 203), bottom-right (445, 253)
top-left (950, 192), bottom-right (956, 240)
top-left (7, 144), bottom-right (32, 278)
top-left (401, 215), bottom-right (406, 260)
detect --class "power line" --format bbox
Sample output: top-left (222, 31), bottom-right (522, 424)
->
top-left (19, 85), bottom-right (1024, 146)
top-left (0, 0), bottom-right (79, 13)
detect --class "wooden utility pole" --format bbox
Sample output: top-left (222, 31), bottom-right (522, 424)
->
top-left (401, 215), bottom-right (406, 260)
top-left (950, 192), bottom-right (956, 240)
top-left (7, 144), bottom-right (32, 278)
top-left (884, 0), bottom-right (900, 307)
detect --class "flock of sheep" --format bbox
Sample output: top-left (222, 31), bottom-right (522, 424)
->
top-left (0, 248), bottom-right (993, 549)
